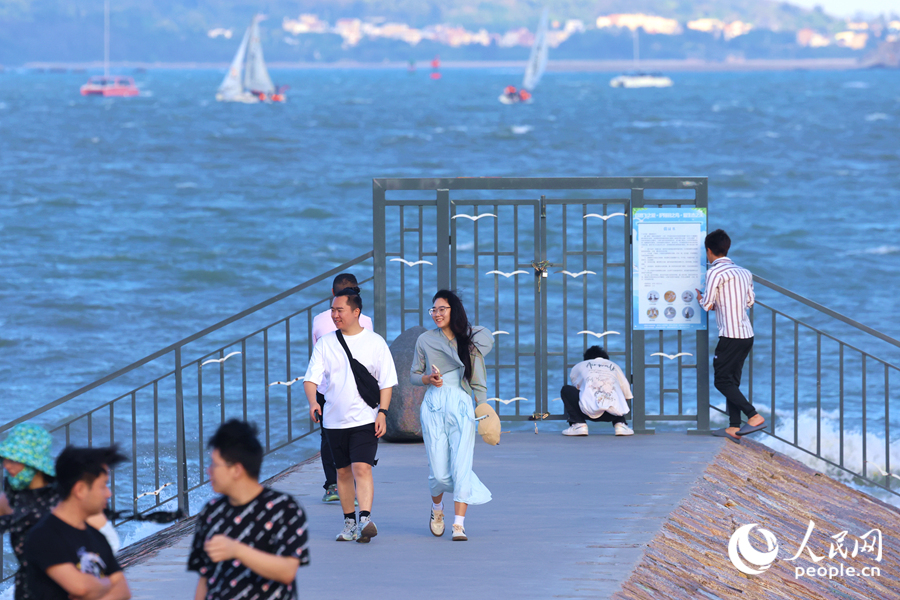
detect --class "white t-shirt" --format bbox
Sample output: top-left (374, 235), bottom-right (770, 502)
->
top-left (311, 309), bottom-right (374, 394)
top-left (569, 358), bottom-right (633, 419)
top-left (304, 328), bottom-right (398, 429)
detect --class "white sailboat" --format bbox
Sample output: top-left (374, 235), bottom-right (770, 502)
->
top-left (216, 14), bottom-right (284, 103)
top-left (499, 8), bottom-right (549, 104)
top-left (609, 28), bottom-right (673, 88)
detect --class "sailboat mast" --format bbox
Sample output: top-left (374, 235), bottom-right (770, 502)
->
top-left (104, 0), bottom-right (110, 78)
top-left (632, 28), bottom-right (639, 69)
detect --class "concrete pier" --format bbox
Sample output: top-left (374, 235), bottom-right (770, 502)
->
top-left (124, 431), bottom-right (721, 599)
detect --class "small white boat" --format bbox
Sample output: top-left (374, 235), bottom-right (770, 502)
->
top-left (610, 29), bottom-right (673, 89)
top-left (609, 73), bottom-right (674, 88)
top-left (216, 14), bottom-right (285, 103)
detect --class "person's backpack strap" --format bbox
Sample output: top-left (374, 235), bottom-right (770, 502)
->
top-left (336, 330), bottom-right (353, 361)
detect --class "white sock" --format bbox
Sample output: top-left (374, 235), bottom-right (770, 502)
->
top-left (432, 502), bottom-right (443, 511)
top-left (454, 515), bottom-right (465, 527)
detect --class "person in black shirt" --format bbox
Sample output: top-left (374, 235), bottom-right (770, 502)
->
top-left (188, 420), bottom-right (309, 600)
top-left (23, 445), bottom-right (130, 600)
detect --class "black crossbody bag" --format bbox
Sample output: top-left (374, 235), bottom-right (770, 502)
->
top-left (335, 331), bottom-right (381, 409)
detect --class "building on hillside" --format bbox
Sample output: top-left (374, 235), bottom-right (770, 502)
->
top-left (796, 28), bottom-right (832, 48)
top-left (835, 31), bottom-right (869, 49)
top-left (282, 14), bottom-right (329, 35)
top-left (595, 14), bottom-right (682, 35)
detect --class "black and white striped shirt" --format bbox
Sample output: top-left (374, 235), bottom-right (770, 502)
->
top-left (701, 257), bottom-right (754, 339)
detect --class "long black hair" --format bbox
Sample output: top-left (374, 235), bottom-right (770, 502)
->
top-left (433, 289), bottom-right (474, 382)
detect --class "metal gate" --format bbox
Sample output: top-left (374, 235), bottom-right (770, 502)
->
top-left (373, 177), bottom-right (709, 433)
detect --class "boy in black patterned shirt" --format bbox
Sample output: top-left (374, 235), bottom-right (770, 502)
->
top-left (188, 420), bottom-right (309, 600)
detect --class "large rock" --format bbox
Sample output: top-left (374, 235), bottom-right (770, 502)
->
top-left (385, 326), bottom-right (428, 442)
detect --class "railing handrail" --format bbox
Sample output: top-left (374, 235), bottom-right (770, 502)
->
top-left (0, 251), bottom-right (374, 434)
top-left (753, 274), bottom-right (900, 351)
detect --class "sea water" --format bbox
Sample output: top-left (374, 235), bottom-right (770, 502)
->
top-left (1, 68), bottom-right (899, 504)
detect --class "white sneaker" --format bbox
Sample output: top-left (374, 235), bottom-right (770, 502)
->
top-left (335, 518), bottom-right (358, 541)
top-left (356, 517), bottom-right (378, 543)
top-left (614, 423), bottom-right (634, 436)
top-left (430, 508), bottom-right (445, 537)
top-left (562, 423), bottom-right (588, 436)
top-left (451, 524), bottom-right (467, 541)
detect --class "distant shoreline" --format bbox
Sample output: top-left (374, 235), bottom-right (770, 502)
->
top-left (18, 58), bottom-right (865, 72)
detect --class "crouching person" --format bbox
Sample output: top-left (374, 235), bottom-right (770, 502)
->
top-left (188, 420), bottom-right (309, 600)
top-left (23, 445), bottom-right (130, 600)
top-left (561, 346), bottom-right (634, 436)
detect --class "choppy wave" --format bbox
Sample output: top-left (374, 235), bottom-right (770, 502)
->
top-left (843, 81), bottom-right (870, 89)
top-left (865, 113), bottom-right (890, 122)
top-left (511, 124), bottom-right (533, 134)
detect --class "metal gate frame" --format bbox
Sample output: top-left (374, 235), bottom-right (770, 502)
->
top-left (373, 177), bottom-right (709, 433)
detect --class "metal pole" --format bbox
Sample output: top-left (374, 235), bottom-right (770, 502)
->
top-left (173, 346), bottom-right (190, 514)
top-left (436, 189), bottom-right (451, 290)
top-left (630, 187), bottom-right (651, 433)
top-left (694, 179), bottom-right (710, 433)
top-left (104, 0), bottom-right (110, 78)
top-left (373, 180), bottom-right (387, 337)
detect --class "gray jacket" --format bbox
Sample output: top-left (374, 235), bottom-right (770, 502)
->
top-left (410, 327), bottom-right (494, 405)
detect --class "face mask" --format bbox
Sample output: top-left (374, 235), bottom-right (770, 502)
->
top-left (7, 465), bottom-right (36, 491)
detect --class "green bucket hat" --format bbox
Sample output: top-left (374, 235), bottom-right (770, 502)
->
top-left (0, 424), bottom-right (56, 477)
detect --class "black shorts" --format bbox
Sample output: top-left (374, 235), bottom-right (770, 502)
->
top-left (324, 423), bottom-right (378, 469)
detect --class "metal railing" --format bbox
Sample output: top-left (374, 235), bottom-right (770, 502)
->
top-left (1, 252), bottom-right (374, 583)
top-left (730, 275), bottom-right (898, 498)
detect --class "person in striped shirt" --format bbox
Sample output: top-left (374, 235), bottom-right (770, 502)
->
top-left (696, 229), bottom-right (766, 443)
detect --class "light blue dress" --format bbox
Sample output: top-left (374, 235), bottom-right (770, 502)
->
top-left (411, 328), bottom-right (493, 505)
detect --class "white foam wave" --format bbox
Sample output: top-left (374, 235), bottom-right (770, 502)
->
top-left (865, 113), bottom-right (889, 122)
top-left (511, 125), bottom-right (533, 134)
top-left (842, 81), bottom-right (869, 89)
top-left (712, 405), bottom-right (900, 506)
top-left (763, 131), bottom-right (780, 138)
top-left (844, 245), bottom-right (900, 256)
top-left (631, 119), bottom-right (718, 129)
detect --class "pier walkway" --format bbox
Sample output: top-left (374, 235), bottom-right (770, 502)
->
top-left (124, 431), bottom-right (722, 599)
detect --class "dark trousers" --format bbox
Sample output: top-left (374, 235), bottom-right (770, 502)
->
top-left (318, 392), bottom-right (337, 490)
top-left (560, 385), bottom-right (627, 425)
top-left (713, 337), bottom-right (758, 428)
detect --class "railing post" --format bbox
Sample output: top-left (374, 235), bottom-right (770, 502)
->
top-left (436, 189), bottom-right (451, 290)
top-left (373, 180), bottom-right (388, 337)
top-left (629, 187), bottom-right (651, 433)
top-left (694, 179), bottom-right (710, 433)
top-left (174, 346), bottom-right (190, 514)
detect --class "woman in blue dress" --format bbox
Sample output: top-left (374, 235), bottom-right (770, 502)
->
top-left (410, 290), bottom-right (493, 541)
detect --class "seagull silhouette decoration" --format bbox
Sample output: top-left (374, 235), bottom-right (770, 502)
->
top-left (486, 397), bottom-right (529, 405)
top-left (135, 482), bottom-right (175, 500)
top-left (390, 258), bottom-right (433, 267)
top-left (269, 376), bottom-right (304, 387)
top-left (866, 462), bottom-right (900, 481)
top-left (577, 330), bottom-right (620, 339)
top-left (486, 270), bottom-right (530, 278)
top-left (583, 213), bottom-right (626, 221)
top-left (557, 270), bottom-right (596, 278)
top-left (650, 352), bottom-right (694, 360)
top-left (201, 352), bottom-right (241, 367)
top-left (452, 213), bottom-right (497, 222)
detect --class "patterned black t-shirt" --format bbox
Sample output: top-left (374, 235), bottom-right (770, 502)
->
top-left (0, 479), bottom-right (61, 600)
top-left (187, 487), bottom-right (310, 600)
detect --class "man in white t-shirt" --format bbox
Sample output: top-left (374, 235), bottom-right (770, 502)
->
top-left (560, 346), bottom-right (635, 437)
top-left (312, 273), bottom-right (374, 504)
top-left (304, 289), bottom-right (397, 544)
